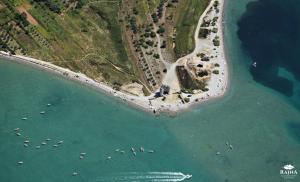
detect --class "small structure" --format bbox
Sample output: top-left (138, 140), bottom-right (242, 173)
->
top-left (160, 85), bottom-right (170, 96)
top-left (154, 85), bottom-right (170, 98)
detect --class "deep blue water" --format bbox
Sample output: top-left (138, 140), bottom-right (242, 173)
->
top-left (237, 0), bottom-right (300, 104)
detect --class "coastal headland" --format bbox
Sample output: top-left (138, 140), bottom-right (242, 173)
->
top-left (0, 0), bottom-right (227, 115)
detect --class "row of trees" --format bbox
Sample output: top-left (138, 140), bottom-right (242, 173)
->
top-left (29, 0), bottom-right (61, 14)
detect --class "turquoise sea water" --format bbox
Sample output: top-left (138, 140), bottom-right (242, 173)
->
top-left (1, 0), bottom-right (300, 181)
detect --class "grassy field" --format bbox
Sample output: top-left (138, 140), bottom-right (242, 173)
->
top-left (174, 0), bottom-right (210, 58)
top-left (0, 0), bottom-right (138, 87)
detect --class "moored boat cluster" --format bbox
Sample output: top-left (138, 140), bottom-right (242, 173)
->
top-left (13, 102), bottom-right (156, 177)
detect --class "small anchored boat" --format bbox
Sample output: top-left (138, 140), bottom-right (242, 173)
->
top-left (147, 150), bottom-right (155, 153)
top-left (57, 140), bottom-right (63, 144)
top-left (21, 117), bottom-right (27, 120)
top-left (41, 142), bottom-right (47, 145)
top-left (18, 161), bottom-right (24, 165)
top-left (252, 62), bottom-right (257, 67)
top-left (14, 128), bottom-right (20, 131)
top-left (36, 146), bottom-right (41, 149)
top-left (24, 140), bottom-right (29, 144)
top-left (40, 111), bottom-right (45, 114)
top-left (53, 144), bottom-right (58, 147)
top-left (79, 152), bottom-right (86, 159)
top-left (46, 138), bottom-right (51, 141)
top-left (131, 147), bottom-right (137, 156)
top-left (47, 103), bottom-right (51, 106)
top-left (72, 172), bottom-right (78, 176)
top-left (16, 133), bottom-right (21, 136)
top-left (140, 147), bottom-right (144, 152)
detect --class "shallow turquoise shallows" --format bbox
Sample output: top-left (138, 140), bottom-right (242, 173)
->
top-left (1, 0), bottom-right (300, 181)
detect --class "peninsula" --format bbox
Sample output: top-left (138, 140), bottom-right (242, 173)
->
top-left (0, 0), bottom-right (227, 114)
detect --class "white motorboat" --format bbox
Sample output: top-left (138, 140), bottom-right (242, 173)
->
top-left (184, 174), bottom-right (192, 180)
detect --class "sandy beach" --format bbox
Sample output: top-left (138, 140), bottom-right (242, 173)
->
top-left (0, 0), bottom-right (228, 115)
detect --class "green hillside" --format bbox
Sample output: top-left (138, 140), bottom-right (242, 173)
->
top-left (0, 0), bottom-right (137, 87)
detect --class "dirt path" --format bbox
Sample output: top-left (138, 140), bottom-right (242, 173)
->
top-left (162, 0), bottom-right (217, 92)
top-left (17, 6), bottom-right (38, 25)
top-left (153, 24), bottom-right (171, 69)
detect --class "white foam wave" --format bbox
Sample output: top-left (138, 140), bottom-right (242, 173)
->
top-left (96, 172), bottom-right (192, 182)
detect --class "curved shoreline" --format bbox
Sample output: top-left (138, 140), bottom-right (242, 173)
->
top-left (0, 0), bottom-right (228, 116)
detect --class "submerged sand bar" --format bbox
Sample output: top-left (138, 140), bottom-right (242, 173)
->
top-left (0, 0), bottom-right (227, 115)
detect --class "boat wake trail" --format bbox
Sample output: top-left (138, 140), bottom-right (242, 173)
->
top-left (96, 172), bottom-right (192, 182)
